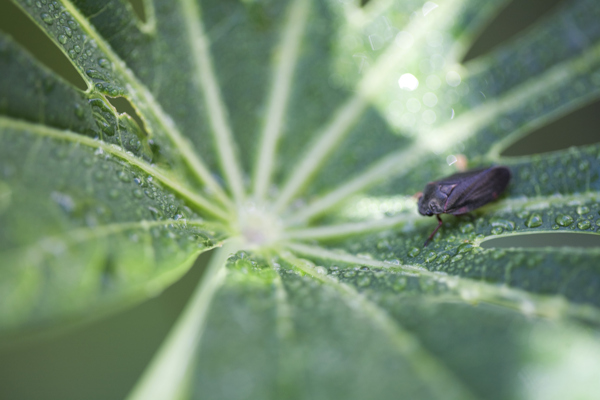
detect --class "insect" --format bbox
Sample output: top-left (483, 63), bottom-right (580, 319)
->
top-left (417, 166), bottom-right (511, 247)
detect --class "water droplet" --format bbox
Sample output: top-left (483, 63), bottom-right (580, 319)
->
top-left (74, 103), bottom-right (84, 119)
top-left (108, 189), bottom-right (119, 199)
top-left (51, 191), bottom-right (74, 213)
top-left (98, 58), bottom-right (111, 69)
top-left (555, 214), bottom-right (574, 227)
top-left (133, 188), bottom-right (143, 198)
top-left (86, 69), bottom-right (105, 80)
top-left (314, 266), bottom-right (327, 275)
top-left (117, 170), bottom-right (129, 182)
top-left (148, 206), bottom-right (162, 220)
top-left (393, 277), bottom-right (407, 291)
top-left (457, 243), bottom-right (474, 254)
top-left (516, 210), bottom-right (530, 219)
top-left (35, 1), bottom-right (42, 8)
top-left (452, 254), bottom-right (463, 262)
top-left (40, 13), bottom-right (53, 24)
top-left (490, 217), bottom-right (515, 231)
top-left (577, 220), bottom-right (591, 230)
top-left (58, 34), bottom-right (67, 44)
top-left (64, 26), bottom-right (72, 37)
top-left (525, 213), bottom-right (543, 228)
top-left (491, 226), bottom-right (503, 235)
top-left (343, 270), bottom-right (356, 278)
top-left (460, 222), bottom-right (474, 233)
top-left (73, 45), bottom-right (81, 53)
top-left (408, 247), bottom-right (420, 257)
top-left (424, 251), bottom-right (437, 262)
top-left (577, 206), bottom-right (590, 215)
top-left (437, 254), bottom-right (450, 263)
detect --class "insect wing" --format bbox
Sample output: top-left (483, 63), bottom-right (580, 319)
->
top-left (432, 168), bottom-right (489, 185)
top-left (443, 167), bottom-right (511, 215)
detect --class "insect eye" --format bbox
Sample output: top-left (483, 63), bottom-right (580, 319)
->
top-left (429, 202), bottom-right (442, 214)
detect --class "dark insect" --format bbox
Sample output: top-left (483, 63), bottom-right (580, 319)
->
top-left (417, 166), bottom-right (511, 247)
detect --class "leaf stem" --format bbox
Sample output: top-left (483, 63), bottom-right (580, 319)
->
top-left (283, 214), bottom-right (417, 240)
top-left (0, 117), bottom-right (231, 221)
top-left (252, 0), bottom-right (310, 202)
top-left (280, 251), bottom-right (478, 400)
top-left (285, 242), bottom-right (600, 324)
top-left (180, 0), bottom-right (246, 204)
top-left (56, 0), bottom-right (233, 209)
top-left (126, 238), bottom-right (243, 400)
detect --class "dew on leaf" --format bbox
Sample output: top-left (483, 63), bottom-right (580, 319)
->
top-left (58, 35), bottom-right (67, 44)
top-left (555, 214), bottom-right (574, 227)
top-left (490, 217), bottom-right (515, 231)
top-left (460, 222), bottom-right (474, 233)
top-left (437, 254), bottom-right (450, 263)
top-left (148, 207), bottom-right (162, 220)
top-left (525, 213), bottom-right (543, 228)
top-left (577, 206), bottom-right (590, 215)
top-left (117, 170), bottom-right (129, 182)
top-left (86, 69), bottom-right (105, 80)
top-left (457, 243), bottom-right (474, 254)
top-left (577, 220), bottom-right (591, 230)
top-left (74, 103), bottom-right (84, 120)
top-left (40, 13), bottom-right (53, 24)
top-left (424, 251), bottom-right (437, 262)
top-left (313, 266), bottom-right (327, 275)
top-left (343, 270), bottom-right (356, 278)
top-left (408, 247), bottom-right (420, 257)
top-left (392, 277), bottom-right (407, 291)
top-left (516, 210), bottom-right (530, 219)
top-left (491, 226), bottom-right (503, 235)
top-left (50, 191), bottom-right (74, 214)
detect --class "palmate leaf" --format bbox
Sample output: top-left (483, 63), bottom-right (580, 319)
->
top-left (1, 0), bottom-right (600, 399)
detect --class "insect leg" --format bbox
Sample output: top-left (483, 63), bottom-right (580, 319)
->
top-left (423, 214), bottom-right (443, 247)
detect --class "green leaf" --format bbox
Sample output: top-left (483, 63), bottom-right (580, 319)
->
top-left (2, 0), bottom-right (600, 398)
